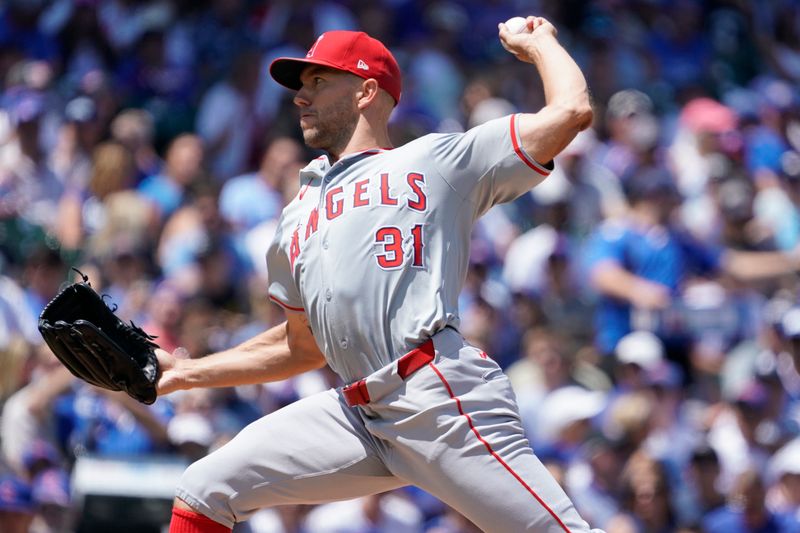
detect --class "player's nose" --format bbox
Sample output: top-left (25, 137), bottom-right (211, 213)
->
top-left (293, 88), bottom-right (311, 108)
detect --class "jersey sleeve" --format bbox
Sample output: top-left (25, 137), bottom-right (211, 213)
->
top-left (428, 114), bottom-right (553, 217)
top-left (266, 217), bottom-right (305, 312)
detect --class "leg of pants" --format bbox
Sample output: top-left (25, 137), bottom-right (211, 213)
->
top-left (175, 389), bottom-right (405, 528)
top-left (362, 337), bottom-right (595, 533)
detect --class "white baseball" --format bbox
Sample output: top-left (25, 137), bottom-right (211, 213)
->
top-left (504, 16), bottom-right (529, 34)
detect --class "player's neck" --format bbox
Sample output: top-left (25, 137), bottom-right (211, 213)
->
top-left (329, 118), bottom-right (392, 162)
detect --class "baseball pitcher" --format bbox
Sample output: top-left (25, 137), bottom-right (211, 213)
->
top-left (158, 17), bottom-right (601, 533)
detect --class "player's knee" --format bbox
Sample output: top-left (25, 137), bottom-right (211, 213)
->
top-left (173, 496), bottom-right (195, 511)
top-left (178, 456), bottom-right (219, 499)
top-left (177, 459), bottom-right (204, 496)
top-left (176, 457), bottom-right (236, 524)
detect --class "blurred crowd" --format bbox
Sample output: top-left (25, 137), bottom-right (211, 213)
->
top-left (2, 0), bottom-right (800, 532)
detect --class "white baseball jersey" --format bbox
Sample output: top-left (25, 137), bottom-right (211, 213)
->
top-left (266, 114), bottom-right (551, 382)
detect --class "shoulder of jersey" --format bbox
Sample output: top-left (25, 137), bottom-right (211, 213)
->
top-left (389, 132), bottom-right (452, 157)
top-left (303, 155), bottom-right (329, 173)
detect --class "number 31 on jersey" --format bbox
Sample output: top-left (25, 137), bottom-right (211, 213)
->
top-left (375, 224), bottom-right (424, 270)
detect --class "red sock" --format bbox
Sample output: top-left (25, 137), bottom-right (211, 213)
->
top-left (169, 507), bottom-right (232, 533)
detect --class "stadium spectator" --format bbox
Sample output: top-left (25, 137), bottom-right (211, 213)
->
top-left (0, 89), bottom-right (63, 233)
top-left (608, 451), bottom-right (677, 533)
top-left (702, 468), bottom-right (800, 533)
top-left (219, 136), bottom-right (304, 234)
top-left (196, 48), bottom-right (264, 181)
top-left (587, 165), bottom-right (800, 373)
top-left (137, 133), bottom-right (205, 220)
top-left (109, 108), bottom-right (162, 183)
top-left (0, 474), bottom-right (34, 533)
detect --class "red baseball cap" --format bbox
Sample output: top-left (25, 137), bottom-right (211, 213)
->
top-left (270, 31), bottom-right (402, 104)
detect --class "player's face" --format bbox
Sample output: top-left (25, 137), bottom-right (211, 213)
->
top-left (294, 66), bottom-right (360, 154)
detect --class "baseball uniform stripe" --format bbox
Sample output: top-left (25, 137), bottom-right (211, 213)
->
top-left (509, 114), bottom-right (551, 177)
top-left (428, 362), bottom-right (572, 533)
top-left (268, 294), bottom-right (304, 312)
top-left (298, 180), bottom-right (313, 200)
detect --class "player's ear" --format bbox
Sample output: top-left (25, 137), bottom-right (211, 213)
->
top-left (356, 78), bottom-right (380, 110)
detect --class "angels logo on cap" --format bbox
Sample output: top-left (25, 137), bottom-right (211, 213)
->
top-left (306, 34), bottom-right (324, 58)
top-left (270, 31), bottom-right (402, 104)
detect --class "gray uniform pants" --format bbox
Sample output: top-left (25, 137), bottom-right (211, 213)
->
top-left (176, 328), bottom-right (596, 532)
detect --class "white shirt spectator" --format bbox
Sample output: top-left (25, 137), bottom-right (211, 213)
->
top-left (304, 493), bottom-right (423, 533)
top-left (0, 276), bottom-right (40, 345)
top-left (196, 82), bottom-right (255, 180)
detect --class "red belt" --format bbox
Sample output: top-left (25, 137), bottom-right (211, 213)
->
top-left (342, 338), bottom-right (435, 407)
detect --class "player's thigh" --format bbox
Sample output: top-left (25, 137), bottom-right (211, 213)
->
top-left (177, 389), bottom-right (403, 527)
top-left (385, 349), bottom-right (593, 532)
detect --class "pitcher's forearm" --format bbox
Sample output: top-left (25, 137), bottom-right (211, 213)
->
top-left (531, 36), bottom-right (591, 121)
top-left (501, 19), bottom-right (593, 163)
top-left (177, 322), bottom-right (323, 389)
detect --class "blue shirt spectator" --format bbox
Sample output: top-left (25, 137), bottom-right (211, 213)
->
top-left (137, 172), bottom-right (184, 218)
top-left (586, 217), bottom-right (722, 354)
top-left (703, 505), bottom-right (800, 533)
top-left (54, 388), bottom-right (174, 457)
top-left (0, 474), bottom-right (34, 533)
top-left (219, 173), bottom-right (282, 230)
top-left (136, 134), bottom-right (205, 220)
top-left (218, 137), bottom-right (302, 232)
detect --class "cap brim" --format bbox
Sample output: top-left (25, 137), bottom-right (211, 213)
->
top-left (269, 57), bottom-right (344, 91)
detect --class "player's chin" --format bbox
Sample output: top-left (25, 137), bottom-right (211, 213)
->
top-left (301, 129), bottom-right (326, 149)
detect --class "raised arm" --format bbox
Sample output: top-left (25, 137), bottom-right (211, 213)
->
top-left (156, 311), bottom-right (326, 395)
top-left (590, 260), bottom-right (672, 310)
top-left (498, 16), bottom-right (593, 165)
top-left (722, 249), bottom-right (800, 281)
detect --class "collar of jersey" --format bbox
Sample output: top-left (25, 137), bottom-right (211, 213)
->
top-left (301, 147), bottom-right (392, 178)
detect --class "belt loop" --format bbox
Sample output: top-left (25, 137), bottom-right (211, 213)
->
top-left (355, 379), bottom-right (369, 404)
top-left (343, 378), bottom-right (370, 406)
top-left (396, 338), bottom-right (435, 379)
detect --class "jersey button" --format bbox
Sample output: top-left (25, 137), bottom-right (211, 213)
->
top-left (325, 289), bottom-right (332, 301)
top-left (323, 240), bottom-right (329, 250)
top-left (340, 338), bottom-right (348, 349)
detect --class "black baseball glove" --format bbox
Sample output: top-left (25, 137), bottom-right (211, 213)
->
top-left (38, 271), bottom-right (160, 404)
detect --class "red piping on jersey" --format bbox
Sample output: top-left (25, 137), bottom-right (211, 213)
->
top-left (298, 180), bottom-right (312, 200)
top-left (357, 147), bottom-right (393, 154)
top-left (428, 362), bottom-right (572, 533)
top-left (509, 114), bottom-right (549, 177)
top-left (268, 294), bottom-right (304, 312)
top-left (338, 147), bottom-right (393, 162)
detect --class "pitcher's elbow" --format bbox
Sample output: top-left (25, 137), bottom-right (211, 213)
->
top-left (551, 99), bottom-right (593, 131)
top-left (572, 100), bottom-right (594, 131)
